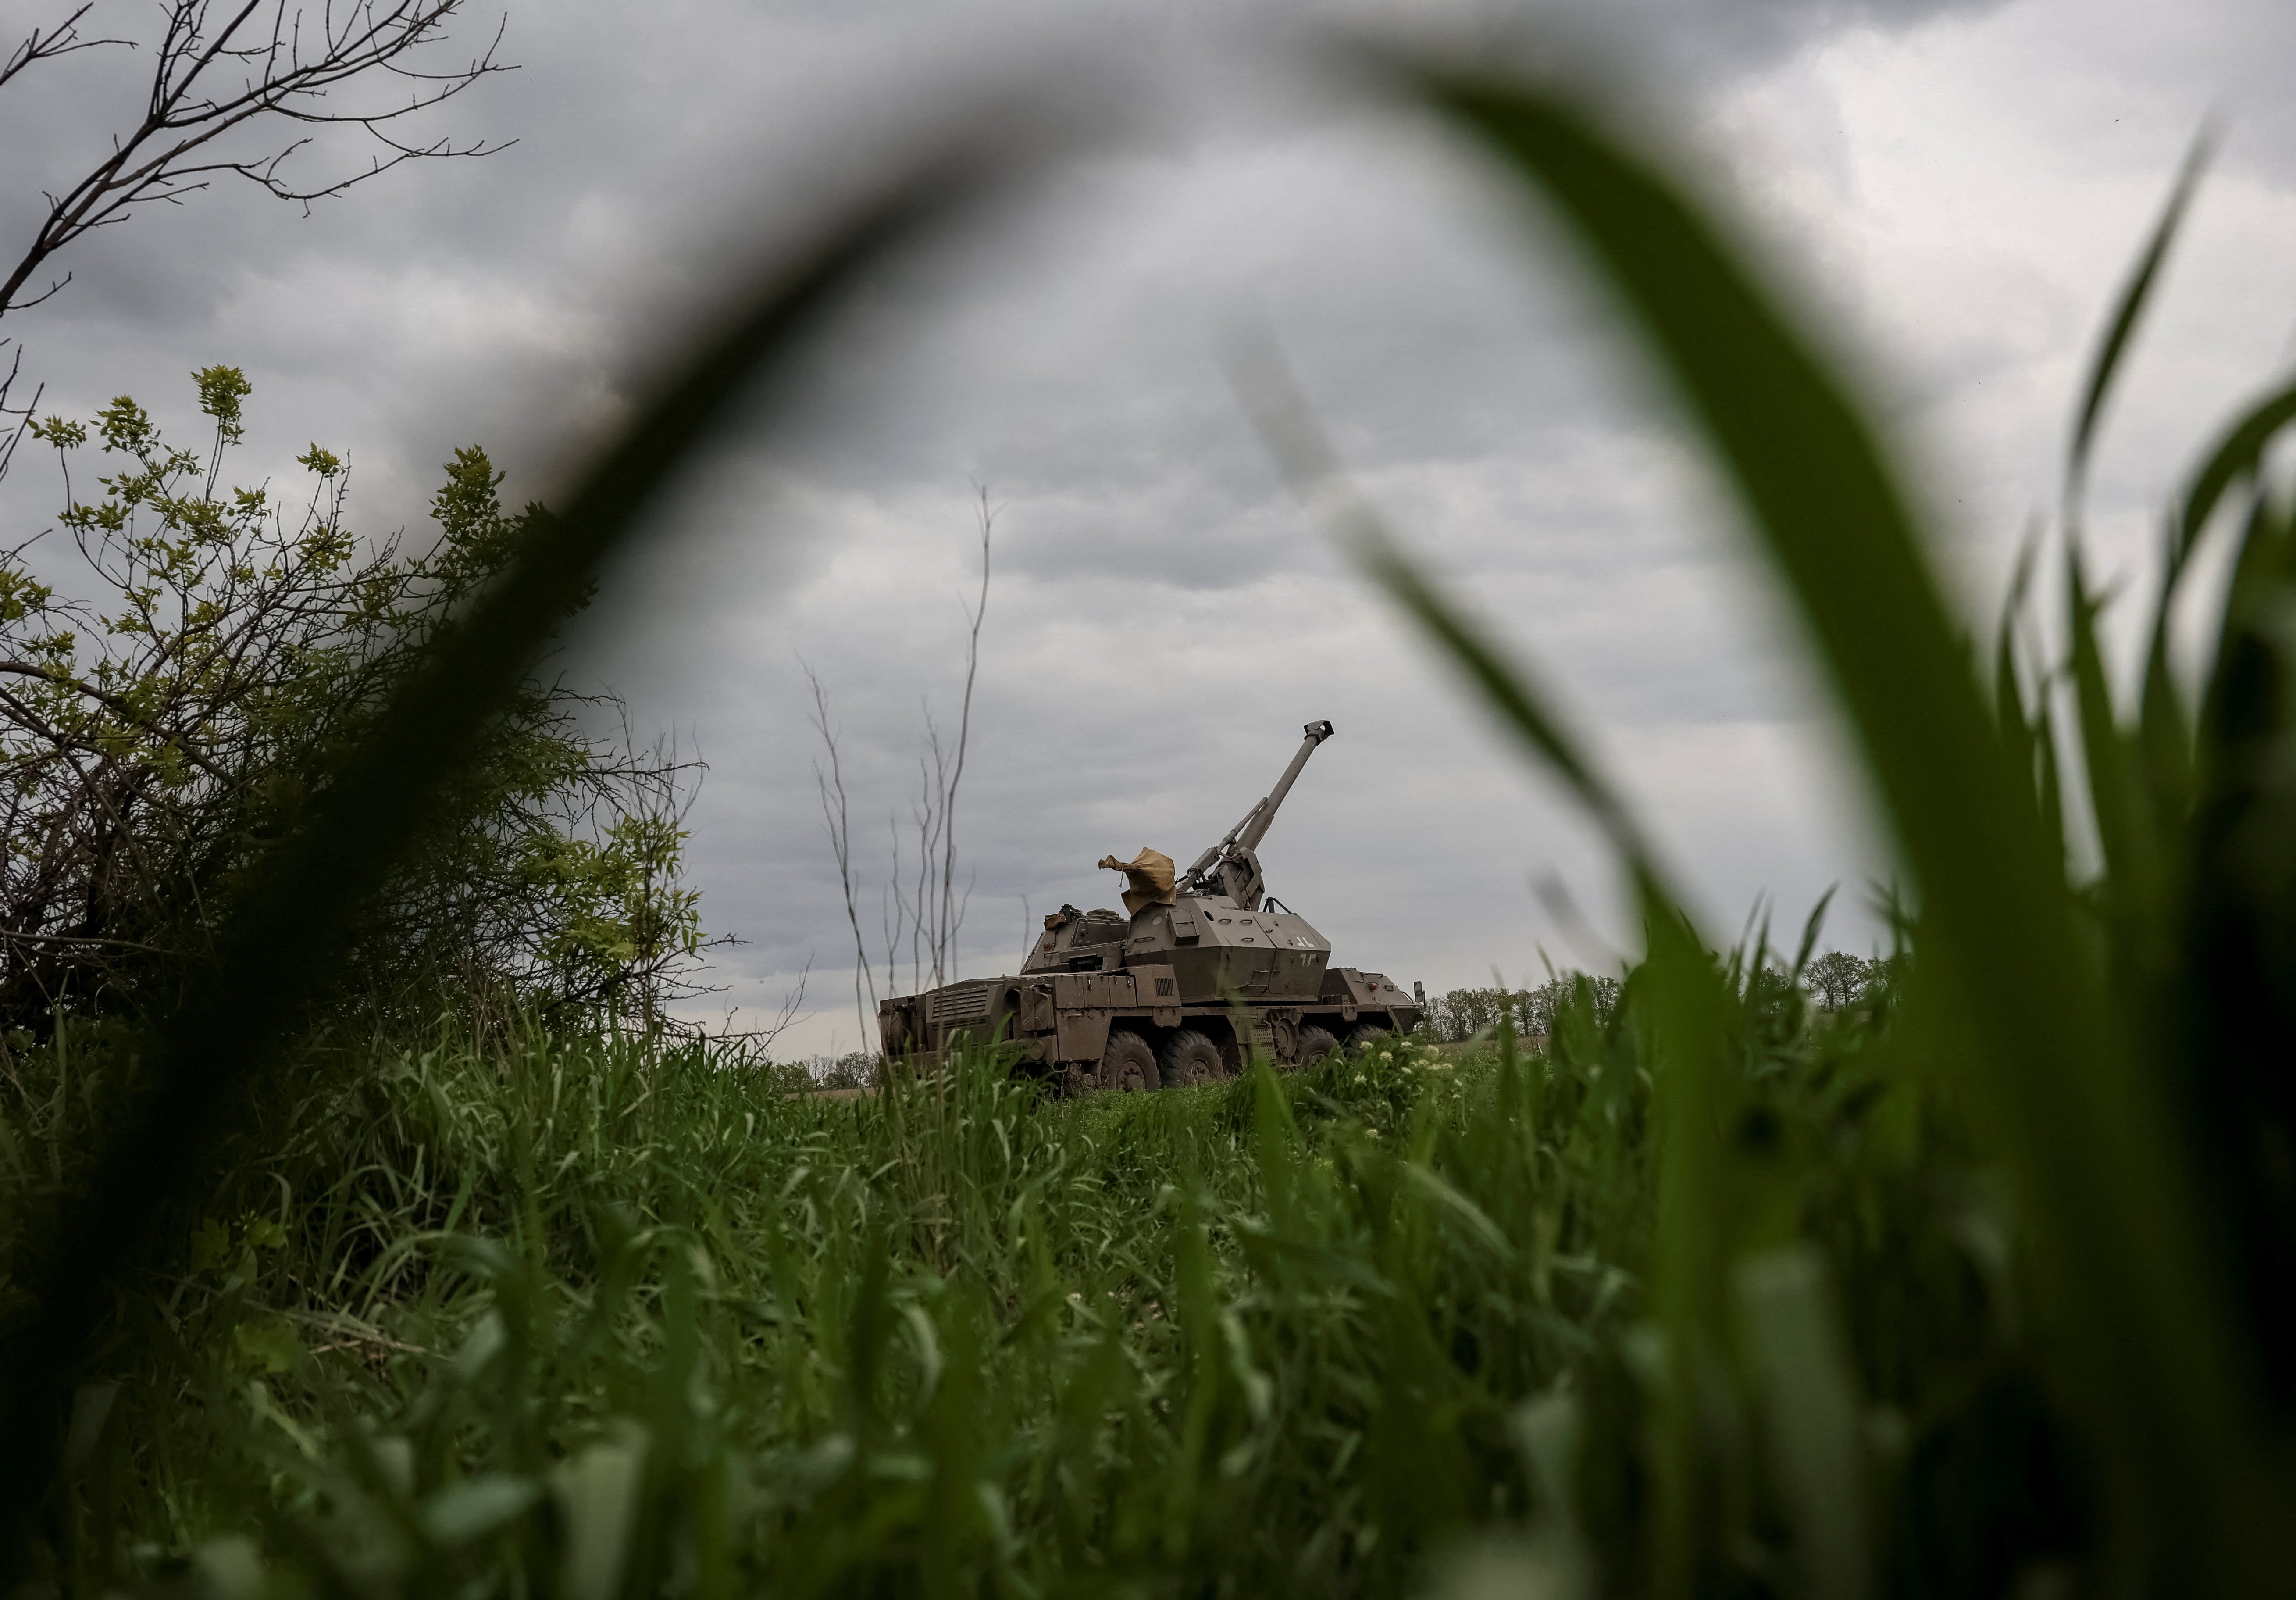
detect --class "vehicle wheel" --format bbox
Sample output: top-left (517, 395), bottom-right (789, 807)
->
top-left (1098, 1030), bottom-right (1160, 1093)
top-left (1294, 1025), bottom-right (1340, 1069)
top-left (1160, 1029), bottom-right (1224, 1087)
top-left (1343, 1024), bottom-right (1391, 1054)
top-left (1058, 1063), bottom-right (1097, 1099)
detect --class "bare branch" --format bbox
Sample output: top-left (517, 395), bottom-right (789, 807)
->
top-left (0, 1), bottom-right (516, 318)
top-left (0, 927), bottom-right (167, 956)
top-left (0, 344), bottom-right (39, 483)
top-left (931, 485), bottom-right (995, 1007)
top-left (804, 489), bottom-right (1001, 1064)
top-left (1, 6), bottom-right (131, 96)
top-left (699, 956), bottom-right (811, 1050)
top-left (806, 665), bottom-right (879, 1058)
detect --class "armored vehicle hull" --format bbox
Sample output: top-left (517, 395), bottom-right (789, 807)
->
top-left (876, 721), bottom-right (1423, 1092)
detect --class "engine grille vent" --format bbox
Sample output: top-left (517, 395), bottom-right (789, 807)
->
top-left (929, 984), bottom-right (991, 1024)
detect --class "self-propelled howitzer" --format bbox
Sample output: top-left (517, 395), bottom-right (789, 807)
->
top-left (876, 721), bottom-right (1424, 1094)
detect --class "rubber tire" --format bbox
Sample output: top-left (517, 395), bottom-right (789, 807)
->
top-left (1343, 1024), bottom-right (1391, 1054)
top-left (1098, 1030), bottom-right (1160, 1093)
top-left (1160, 1029), bottom-right (1224, 1087)
top-left (1294, 1025), bottom-right (1340, 1069)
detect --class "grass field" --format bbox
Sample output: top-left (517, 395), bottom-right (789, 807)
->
top-left (2, 951), bottom-right (2046, 1598)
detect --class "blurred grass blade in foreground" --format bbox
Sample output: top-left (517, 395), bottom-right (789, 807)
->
top-left (2175, 375), bottom-right (2296, 581)
top-left (1229, 291), bottom-right (1737, 1600)
top-left (1733, 1246), bottom-right (1868, 1600)
top-left (1224, 321), bottom-right (1668, 904)
top-left (1410, 69), bottom-right (2285, 1586)
top-left (2066, 129), bottom-right (2213, 516)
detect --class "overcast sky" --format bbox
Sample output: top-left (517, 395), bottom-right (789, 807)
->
top-left (6, 0), bottom-right (2294, 1058)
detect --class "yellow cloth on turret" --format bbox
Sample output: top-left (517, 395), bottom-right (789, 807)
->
top-left (1097, 848), bottom-right (1176, 915)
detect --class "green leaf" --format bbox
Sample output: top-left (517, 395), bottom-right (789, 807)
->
top-left (61, 1382), bottom-right (117, 1474)
top-left (2136, 516), bottom-right (2195, 840)
top-left (189, 1216), bottom-right (231, 1272)
top-left (1395, 1161), bottom-right (1515, 1261)
top-left (1733, 1246), bottom-right (1868, 1600)
top-left (2068, 131), bottom-right (2213, 507)
top-left (2064, 546), bottom-right (2157, 920)
top-left (1642, 900), bottom-right (1729, 1595)
top-left (233, 1316), bottom-right (302, 1376)
top-left (421, 1475), bottom-right (543, 1549)
top-left (553, 1430), bottom-right (649, 1600)
top-left (1993, 534), bottom-right (2037, 747)
top-left (2175, 376), bottom-right (2296, 582)
top-left (193, 1535), bottom-right (265, 1600)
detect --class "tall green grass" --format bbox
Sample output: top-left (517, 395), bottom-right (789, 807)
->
top-left (1399, 79), bottom-right (2296, 1592)
top-left (6, 959), bottom-right (2017, 1596)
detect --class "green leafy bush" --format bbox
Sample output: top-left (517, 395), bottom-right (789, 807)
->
top-left (3, 373), bottom-right (708, 1031)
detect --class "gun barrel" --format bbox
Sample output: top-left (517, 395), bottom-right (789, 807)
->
top-left (1237, 720), bottom-right (1334, 853)
top-left (1179, 721), bottom-right (1335, 895)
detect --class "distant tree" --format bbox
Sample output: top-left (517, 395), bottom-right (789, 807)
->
top-left (1530, 973), bottom-right (1619, 1046)
top-left (1804, 950), bottom-right (1874, 1011)
top-left (0, 368), bottom-right (710, 1032)
top-left (1433, 987), bottom-right (1515, 1042)
top-left (816, 1051), bottom-right (878, 1091)
top-left (1432, 975), bottom-right (1619, 1044)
